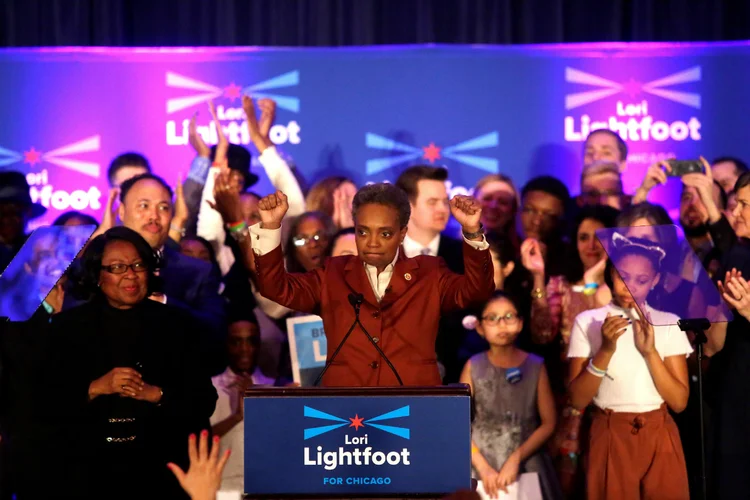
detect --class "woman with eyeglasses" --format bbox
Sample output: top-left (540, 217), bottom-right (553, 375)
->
top-left (284, 211), bottom-right (336, 273)
top-left (46, 226), bottom-right (217, 499)
top-left (460, 291), bottom-right (562, 500)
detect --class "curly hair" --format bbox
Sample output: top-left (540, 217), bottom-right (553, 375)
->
top-left (351, 183), bottom-right (411, 228)
top-left (70, 226), bottom-right (162, 301)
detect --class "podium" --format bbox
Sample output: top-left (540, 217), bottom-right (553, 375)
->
top-left (243, 385), bottom-right (472, 498)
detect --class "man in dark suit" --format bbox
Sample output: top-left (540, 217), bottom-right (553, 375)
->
top-left (395, 166), bottom-right (467, 382)
top-left (116, 173), bottom-right (226, 339)
top-left (247, 183), bottom-right (493, 387)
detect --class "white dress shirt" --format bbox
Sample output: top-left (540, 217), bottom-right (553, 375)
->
top-left (210, 367), bottom-right (275, 493)
top-left (402, 233), bottom-right (441, 258)
top-left (250, 223), bottom-right (489, 303)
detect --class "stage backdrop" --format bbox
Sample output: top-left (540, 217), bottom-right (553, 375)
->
top-left (1, 42), bottom-right (749, 227)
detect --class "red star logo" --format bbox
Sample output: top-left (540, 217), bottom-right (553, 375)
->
top-left (422, 142), bottom-right (442, 163)
top-left (349, 414), bottom-right (365, 431)
top-left (622, 78), bottom-right (642, 99)
top-left (224, 82), bottom-right (243, 101)
top-left (23, 147), bottom-right (42, 166)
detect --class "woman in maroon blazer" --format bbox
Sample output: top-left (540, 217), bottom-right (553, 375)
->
top-left (245, 182), bottom-right (494, 387)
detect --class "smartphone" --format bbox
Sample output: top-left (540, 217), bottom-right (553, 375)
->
top-left (666, 160), bottom-right (704, 177)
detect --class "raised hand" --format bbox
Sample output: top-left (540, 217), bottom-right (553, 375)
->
top-left (208, 170), bottom-right (243, 225)
top-left (682, 157), bottom-right (721, 224)
top-left (173, 173), bottom-right (188, 230)
top-left (635, 160), bottom-right (672, 202)
top-left (100, 187), bottom-right (120, 231)
top-left (258, 191), bottom-right (289, 230)
top-left (257, 98), bottom-right (276, 140)
top-left (450, 195), bottom-right (482, 235)
top-left (600, 312), bottom-right (630, 354)
top-left (167, 431), bottom-right (230, 500)
top-left (520, 238), bottom-right (545, 277)
top-left (243, 95), bottom-right (273, 152)
top-left (208, 100), bottom-right (228, 166)
top-left (188, 113), bottom-right (210, 158)
top-left (721, 272), bottom-right (750, 321)
top-left (583, 256), bottom-right (608, 285)
top-left (332, 183), bottom-right (355, 229)
top-left (633, 306), bottom-right (656, 356)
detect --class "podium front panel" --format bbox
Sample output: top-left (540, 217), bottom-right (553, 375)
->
top-left (243, 387), bottom-right (471, 497)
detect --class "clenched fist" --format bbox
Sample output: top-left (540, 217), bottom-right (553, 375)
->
top-left (450, 195), bottom-right (482, 237)
top-left (258, 190), bottom-right (289, 229)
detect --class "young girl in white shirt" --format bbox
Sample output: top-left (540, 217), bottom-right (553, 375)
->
top-left (567, 233), bottom-right (692, 500)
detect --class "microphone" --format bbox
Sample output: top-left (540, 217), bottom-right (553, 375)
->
top-left (314, 292), bottom-right (404, 386)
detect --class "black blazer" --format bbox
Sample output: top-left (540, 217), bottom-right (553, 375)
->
top-left (48, 299), bottom-right (217, 498)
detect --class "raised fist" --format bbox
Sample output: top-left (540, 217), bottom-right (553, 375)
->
top-left (450, 195), bottom-right (482, 234)
top-left (257, 190), bottom-right (289, 229)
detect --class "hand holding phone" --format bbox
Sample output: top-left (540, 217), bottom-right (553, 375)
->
top-left (667, 160), bottom-right (704, 177)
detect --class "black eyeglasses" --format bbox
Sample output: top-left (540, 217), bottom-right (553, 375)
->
top-left (292, 233), bottom-right (327, 247)
top-left (101, 262), bottom-right (148, 274)
top-left (481, 313), bottom-right (521, 326)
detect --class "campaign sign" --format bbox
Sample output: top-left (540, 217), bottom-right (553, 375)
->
top-left (243, 388), bottom-right (471, 497)
top-left (287, 315), bottom-right (327, 386)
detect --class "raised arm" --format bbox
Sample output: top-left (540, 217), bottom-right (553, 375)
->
top-left (250, 191), bottom-right (322, 314)
top-left (244, 96), bottom-right (305, 217)
top-left (438, 195), bottom-right (494, 311)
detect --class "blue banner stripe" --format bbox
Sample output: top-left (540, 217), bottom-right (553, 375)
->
top-left (366, 423), bottom-right (410, 440)
top-left (303, 423), bottom-right (348, 440)
top-left (246, 70), bottom-right (299, 92)
top-left (365, 152), bottom-right (422, 174)
top-left (366, 405), bottom-right (410, 422)
top-left (442, 152), bottom-right (499, 173)
top-left (365, 133), bottom-right (422, 153)
top-left (244, 92), bottom-right (300, 112)
top-left (442, 131), bottom-right (499, 154)
top-left (0, 146), bottom-right (20, 158)
top-left (303, 406), bottom-right (348, 422)
top-left (0, 157), bottom-right (21, 167)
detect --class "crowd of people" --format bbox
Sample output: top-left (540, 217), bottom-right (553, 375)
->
top-left (0, 92), bottom-right (749, 500)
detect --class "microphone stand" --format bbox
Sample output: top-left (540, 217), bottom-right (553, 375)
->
top-left (314, 293), bottom-right (404, 386)
top-left (678, 317), bottom-right (710, 500)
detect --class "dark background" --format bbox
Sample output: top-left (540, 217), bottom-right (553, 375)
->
top-left (2, 0), bottom-right (750, 47)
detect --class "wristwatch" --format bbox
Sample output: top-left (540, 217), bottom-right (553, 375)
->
top-left (462, 223), bottom-right (485, 240)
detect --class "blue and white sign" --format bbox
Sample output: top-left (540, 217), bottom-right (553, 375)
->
top-left (244, 392), bottom-right (471, 496)
top-left (287, 315), bottom-right (327, 386)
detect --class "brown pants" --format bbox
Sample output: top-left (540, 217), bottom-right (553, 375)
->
top-left (586, 405), bottom-right (689, 500)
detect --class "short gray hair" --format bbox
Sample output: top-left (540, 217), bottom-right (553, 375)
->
top-left (351, 183), bottom-right (411, 228)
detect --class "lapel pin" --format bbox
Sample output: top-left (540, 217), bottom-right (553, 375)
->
top-left (404, 273), bottom-right (412, 281)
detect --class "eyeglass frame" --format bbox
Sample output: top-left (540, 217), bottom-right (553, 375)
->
top-left (101, 262), bottom-right (149, 274)
top-left (480, 312), bottom-right (521, 326)
top-left (292, 232), bottom-right (327, 247)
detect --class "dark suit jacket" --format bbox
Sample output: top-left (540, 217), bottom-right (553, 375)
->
top-left (254, 241), bottom-right (494, 387)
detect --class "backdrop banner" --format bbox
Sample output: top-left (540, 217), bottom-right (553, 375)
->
top-left (1, 42), bottom-right (748, 226)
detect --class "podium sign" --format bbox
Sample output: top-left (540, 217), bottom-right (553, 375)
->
top-left (243, 386), bottom-right (471, 497)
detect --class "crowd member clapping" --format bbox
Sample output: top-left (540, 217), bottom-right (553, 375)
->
top-left (50, 227), bottom-right (217, 499)
top-left (461, 292), bottom-right (562, 499)
top-left (306, 175), bottom-right (357, 230)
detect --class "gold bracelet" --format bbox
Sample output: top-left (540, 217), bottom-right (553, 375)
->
top-left (531, 287), bottom-right (545, 299)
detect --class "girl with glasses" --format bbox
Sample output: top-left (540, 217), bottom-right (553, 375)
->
top-left (460, 292), bottom-right (562, 499)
